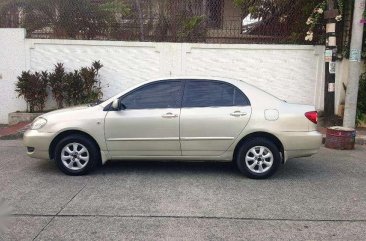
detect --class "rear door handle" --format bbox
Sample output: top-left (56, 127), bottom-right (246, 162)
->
top-left (162, 112), bottom-right (178, 119)
top-left (230, 111), bottom-right (247, 117)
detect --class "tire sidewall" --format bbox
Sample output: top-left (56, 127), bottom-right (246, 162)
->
top-left (54, 135), bottom-right (98, 175)
top-left (236, 138), bottom-right (281, 179)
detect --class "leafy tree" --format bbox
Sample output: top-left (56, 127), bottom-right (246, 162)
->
top-left (0, 0), bottom-right (24, 27)
top-left (100, 0), bottom-right (131, 15)
top-left (6, 0), bottom-right (110, 39)
top-left (98, 0), bottom-right (132, 39)
top-left (234, 0), bottom-right (323, 43)
top-left (178, 16), bottom-right (206, 42)
top-left (150, 0), bottom-right (210, 42)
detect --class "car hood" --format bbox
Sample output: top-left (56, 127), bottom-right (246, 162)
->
top-left (33, 103), bottom-right (107, 134)
top-left (40, 105), bottom-right (91, 119)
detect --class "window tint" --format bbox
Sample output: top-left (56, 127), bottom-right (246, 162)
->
top-left (121, 81), bottom-right (182, 109)
top-left (183, 80), bottom-right (249, 108)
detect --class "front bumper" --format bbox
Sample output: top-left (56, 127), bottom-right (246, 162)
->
top-left (23, 130), bottom-right (56, 160)
top-left (280, 131), bottom-right (323, 161)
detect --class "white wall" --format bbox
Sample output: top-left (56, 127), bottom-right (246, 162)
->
top-left (0, 28), bottom-right (326, 124)
top-left (0, 29), bottom-right (27, 123)
top-left (182, 44), bottom-right (325, 108)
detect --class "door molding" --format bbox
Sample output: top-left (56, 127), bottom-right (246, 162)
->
top-left (107, 137), bottom-right (179, 141)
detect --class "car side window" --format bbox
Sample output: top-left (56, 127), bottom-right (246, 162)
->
top-left (183, 80), bottom-right (250, 108)
top-left (121, 81), bottom-right (183, 109)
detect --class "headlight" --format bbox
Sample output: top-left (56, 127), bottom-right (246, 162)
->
top-left (30, 117), bottom-right (47, 130)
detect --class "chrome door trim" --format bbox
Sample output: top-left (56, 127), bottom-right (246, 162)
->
top-left (180, 137), bottom-right (235, 140)
top-left (107, 137), bottom-right (180, 141)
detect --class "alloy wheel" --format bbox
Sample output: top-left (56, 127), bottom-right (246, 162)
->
top-left (245, 146), bottom-right (274, 174)
top-left (61, 142), bottom-right (90, 171)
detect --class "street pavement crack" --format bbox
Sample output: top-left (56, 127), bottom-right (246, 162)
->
top-left (10, 213), bottom-right (365, 223)
top-left (31, 184), bottom-right (87, 241)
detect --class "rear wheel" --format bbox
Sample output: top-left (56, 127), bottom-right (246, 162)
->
top-left (236, 137), bottom-right (281, 179)
top-left (54, 134), bottom-right (99, 176)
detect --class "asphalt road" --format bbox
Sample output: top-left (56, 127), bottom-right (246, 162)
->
top-left (0, 140), bottom-right (365, 240)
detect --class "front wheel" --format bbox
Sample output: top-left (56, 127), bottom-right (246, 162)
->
top-left (236, 137), bottom-right (281, 179)
top-left (54, 134), bottom-right (99, 176)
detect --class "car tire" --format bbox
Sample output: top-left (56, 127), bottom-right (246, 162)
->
top-left (54, 134), bottom-right (99, 176)
top-left (236, 137), bottom-right (281, 179)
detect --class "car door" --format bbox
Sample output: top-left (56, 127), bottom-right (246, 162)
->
top-left (104, 80), bottom-right (184, 158)
top-left (180, 80), bottom-right (252, 156)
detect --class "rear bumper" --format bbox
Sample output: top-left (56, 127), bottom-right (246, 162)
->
top-left (23, 130), bottom-right (55, 160)
top-left (280, 131), bottom-right (322, 161)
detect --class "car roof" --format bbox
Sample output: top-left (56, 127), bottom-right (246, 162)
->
top-left (148, 76), bottom-right (243, 83)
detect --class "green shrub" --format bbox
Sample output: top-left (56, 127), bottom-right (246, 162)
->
top-left (64, 61), bottom-right (104, 106)
top-left (64, 70), bottom-right (84, 106)
top-left (16, 61), bottom-right (104, 112)
top-left (15, 71), bottom-right (48, 113)
top-left (48, 63), bottom-right (67, 109)
top-left (79, 61), bottom-right (104, 104)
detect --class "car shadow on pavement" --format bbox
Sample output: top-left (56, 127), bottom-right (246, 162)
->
top-left (89, 158), bottom-right (325, 180)
top-left (94, 160), bottom-right (240, 177)
top-left (32, 157), bottom-right (326, 180)
top-left (275, 158), bottom-right (330, 180)
top-left (34, 159), bottom-right (62, 175)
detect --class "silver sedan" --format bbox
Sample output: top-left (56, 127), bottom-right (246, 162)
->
top-left (24, 77), bottom-right (322, 179)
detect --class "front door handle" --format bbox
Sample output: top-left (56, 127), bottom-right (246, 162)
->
top-left (230, 111), bottom-right (247, 117)
top-left (162, 112), bottom-right (178, 119)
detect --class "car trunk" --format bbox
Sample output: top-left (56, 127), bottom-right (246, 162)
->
top-left (279, 103), bottom-right (318, 132)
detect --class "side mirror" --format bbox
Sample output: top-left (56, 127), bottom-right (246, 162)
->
top-left (111, 99), bottom-right (126, 111)
top-left (112, 99), bottom-right (120, 110)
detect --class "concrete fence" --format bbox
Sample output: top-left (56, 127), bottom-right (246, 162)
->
top-left (0, 28), bottom-right (335, 124)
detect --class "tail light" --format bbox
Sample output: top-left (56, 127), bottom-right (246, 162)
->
top-left (305, 111), bottom-right (318, 124)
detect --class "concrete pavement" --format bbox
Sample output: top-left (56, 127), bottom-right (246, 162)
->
top-left (0, 140), bottom-right (365, 240)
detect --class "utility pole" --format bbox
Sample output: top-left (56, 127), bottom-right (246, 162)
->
top-left (324, 0), bottom-right (338, 118)
top-left (343, 0), bottom-right (366, 128)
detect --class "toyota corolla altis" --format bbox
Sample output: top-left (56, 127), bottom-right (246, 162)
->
top-left (24, 77), bottom-right (322, 179)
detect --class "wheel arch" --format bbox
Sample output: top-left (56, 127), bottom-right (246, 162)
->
top-left (233, 132), bottom-right (284, 163)
top-left (49, 130), bottom-right (101, 160)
